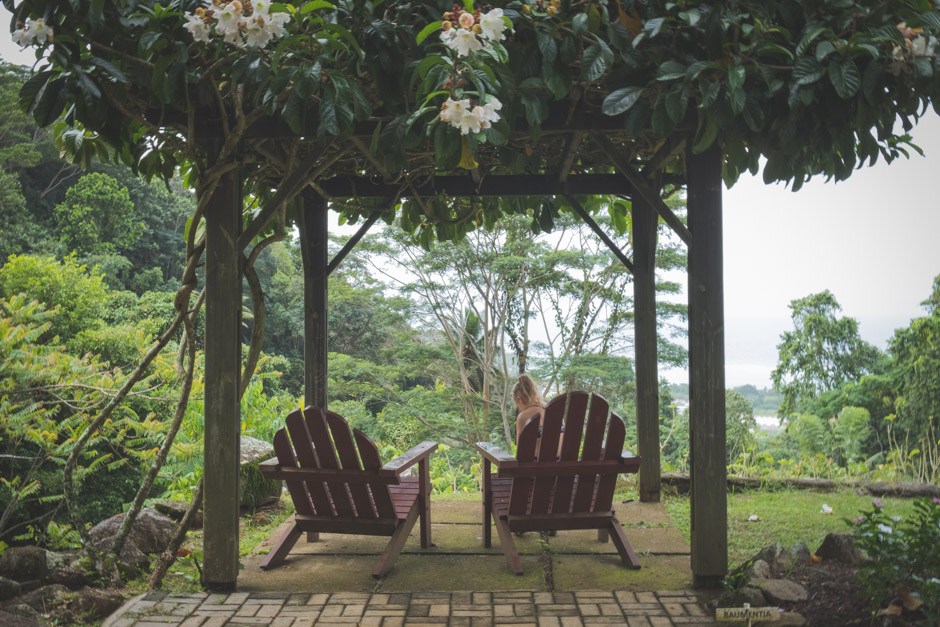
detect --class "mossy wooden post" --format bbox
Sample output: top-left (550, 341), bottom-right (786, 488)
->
top-left (686, 143), bottom-right (728, 588)
top-left (202, 144), bottom-right (242, 591)
top-left (632, 199), bottom-right (661, 503)
top-left (299, 189), bottom-right (328, 408)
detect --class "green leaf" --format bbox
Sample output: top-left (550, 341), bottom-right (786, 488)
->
top-left (917, 11), bottom-right (940, 30)
top-left (581, 43), bottom-right (609, 82)
top-left (793, 57), bottom-right (825, 85)
top-left (572, 13), bottom-right (588, 35)
top-left (602, 86), bottom-right (643, 116)
top-left (416, 21), bottom-right (442, 45)
top-left (828, 59), bottom-right (861, 99)
top-left (657, 60), bottom-right (687, 81)
top-left (537, 31), bottom-right (558, 65)
top-left (300, 0), bottom-right (335, 14)
top-left (433, 124), bottom-right (460, 169)
top-left (692, 113), bottom-right (719, 153)
top-left (815, 41), bottom-right (836, 62)
top-left (797, 26), bottom-right (828, 56)
top-left (665, 86), bottom-right (687, 122)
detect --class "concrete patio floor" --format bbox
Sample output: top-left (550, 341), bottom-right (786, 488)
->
top-left (104, 498), bottom-right (721, 625)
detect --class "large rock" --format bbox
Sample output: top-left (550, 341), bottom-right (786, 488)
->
top-left (756, 578), bottom-right (809, 604)
top-left (715, 585), bottom-right (767, 609)
top-left (815, 533), bottom-right (862, 565)
top-left (17, 583), bottom-right (70, 611)
top-left (240, 435), bottom-right (281, 509)
top-left (777, 612), bottom-right (808, 626)
top-left (0, 547), bottom-right (49, 583)
top-left (43, 551), bottom-right (89, 589)
top-left (0, 608), bottom-right (47, 627)
top-left (0, 575), bottom-right (22, 601)
top-left (89, 508), bottom-right (175, 555)
top-left (755, 543), bottom-right (808, 577)
top-left (66, 587), bottom-right (124, 621)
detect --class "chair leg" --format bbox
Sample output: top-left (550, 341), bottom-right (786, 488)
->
top-left (494, 515), bottom-right (524, 575)
top-left (608, 517), bottom-right (641, 570)
top-left (260, 523), bottom-right (303, 570)
top-left (482, 460), bottom-right (492, 548)
top-left (419, 456), bottom-right (432, 548)
top-left (372, 504), bottom-right (421, 578)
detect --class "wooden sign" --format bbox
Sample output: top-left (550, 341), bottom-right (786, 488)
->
top-left (715, 603), bottom-right (780, 624)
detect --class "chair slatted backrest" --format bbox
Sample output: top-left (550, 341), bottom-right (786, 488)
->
top-left (509, 391), bottom-right (626, 516)
top-left (272, 405), bottom-right (397, 520)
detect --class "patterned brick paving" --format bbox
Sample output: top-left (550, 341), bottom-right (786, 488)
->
top-left (104, 590), bottom-right (719, 626)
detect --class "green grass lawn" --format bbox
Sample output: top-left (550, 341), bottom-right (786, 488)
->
top-left (663, 488), bottom-right (919, 567)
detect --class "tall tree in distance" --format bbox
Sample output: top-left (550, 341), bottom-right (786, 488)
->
top-left (772, 291), bottom-right (883, 417)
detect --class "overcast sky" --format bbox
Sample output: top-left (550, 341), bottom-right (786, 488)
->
top-left (3, 22), bottom-right (938, 389)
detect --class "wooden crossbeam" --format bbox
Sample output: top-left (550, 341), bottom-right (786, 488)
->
top-left (319, 174), bottom-right (631, 198)
top-left (563, 194), bottom-right (634, 274)
top-left (592, 134), bottom-right (692, 246)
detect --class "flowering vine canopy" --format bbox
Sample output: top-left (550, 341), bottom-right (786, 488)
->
top-left (6, 0), bottom-right (940, 242)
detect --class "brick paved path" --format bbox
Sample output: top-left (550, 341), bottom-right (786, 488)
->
top-left (104, 590), bottom-right (719, 626)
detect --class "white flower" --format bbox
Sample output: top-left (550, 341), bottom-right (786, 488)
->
top-left (184, 14), bottom-right (211, 42)
top-left (457, 107), bottom-right (485, 135)
top-left (253, 0), bottom-right (272, 15)
top-left (480, 97), bottom-right (502, 124)
top-left (440, 97), bottom-right (467, 124)
top-left (267, 11), bottom-right (291, 37)
top-left (11, 27), bottom-right (31, 47)
top-left (444, 28), bottom-right (483, 57)
top-left (480, 8), bottom-right (508, 42)
top-left (29, 18), bottom-right (52, 44)
top-left (470, 105), bottom-right (492, 130)
top-left (890, 515), bottom-right (901, 522)
top-left (877, 523), bottom-right (893, 534)
top-left (215, 3), bottom-right (242, 36)
top-left (820, 504), bottom-right (833, 515)
top-left (245, 17), bottom-right (273, 48)
top-left (747, 514), bottom-right (759, 522)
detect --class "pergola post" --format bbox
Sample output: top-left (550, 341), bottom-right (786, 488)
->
top-left (686, 144), bottom-right (728, 588)
top-left (632, 199), bottom-right (661, 503)
top-left (202, 149), bottom-right (243, 591)
top-left (299, 189), bottom-right (329, 408)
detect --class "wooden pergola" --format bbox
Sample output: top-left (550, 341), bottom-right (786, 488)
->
top-left (199, 103), bottom-right (727, 591)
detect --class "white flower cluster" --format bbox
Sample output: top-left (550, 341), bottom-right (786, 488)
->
top-left (440, 96), bottom-right (502, 135)
top-left (440, 8), bottom-right (508, 57)
top-left (184, 0), bottom-right (290, 49)
top-left (11, 17), bottom-right (53, 47)
top-left (889, 21), bottom-right (939, 75)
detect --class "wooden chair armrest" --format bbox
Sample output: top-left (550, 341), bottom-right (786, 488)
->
top-left (259, 458), bottom-right (280, 477)
top-left (381, 441), bottom-right (438, 476)
top-left (475, 442), bottom-right (517, 468)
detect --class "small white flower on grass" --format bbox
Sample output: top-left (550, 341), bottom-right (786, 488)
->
top-left (877, 523), bottom-right (893, 534)
top-left (890, 515), bottom-right (902, 522)
top-left (820, 503), bottom-right (833, 514)
top-left (747, 514), bottom-right (759, 522)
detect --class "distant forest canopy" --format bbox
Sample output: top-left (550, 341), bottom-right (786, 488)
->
top-left (669, 383), bottom-right (783, 415)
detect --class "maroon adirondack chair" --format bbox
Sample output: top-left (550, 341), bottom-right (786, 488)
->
top-left (476, 391), bottom-right (641, 575)
top-left (258, 405), bottom-right (437, 578)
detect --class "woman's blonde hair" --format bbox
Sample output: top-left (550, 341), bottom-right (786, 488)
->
top-left (513, 373), bottom-right (543, 408)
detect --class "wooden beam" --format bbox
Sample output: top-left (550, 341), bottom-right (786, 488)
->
top-left (592, 134), bottom-right (692, 246)
top-left (202, 145), bottom-right (242, 591)
top-left (298, 190), bottom-right (329, 408)
top-left (237, 143), bottom-right (331, 251)
top-left (319, 174), bottom-right (631, 198)
top-left (558, 132), bottom-right (585, 182)
top-left (632, 198), bottom-right (660, 503)
top-left (327, 210), bottom-right (382, 276)
top-left (686, 143), bottom-right (728, 589)
top-left (563, 195), bottom-right (634, 274)
top-left (169, 101), bottom-right (631, 141)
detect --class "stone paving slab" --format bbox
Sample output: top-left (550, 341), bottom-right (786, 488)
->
top-left (105, 590), bottom-right (720, 626)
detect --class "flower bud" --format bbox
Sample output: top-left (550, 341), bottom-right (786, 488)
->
top-left (472, 24), bottom-right (482, 34)
top-left (522, 5), bottom-right (531, 14)
top-left (458, 12), bottom-right (475, 29)
top-left (232, 0), bottom-right (243, 12)
top-left (442, 20), bottom-right (452, 31)
top-left (195, 7), bottom-right (206, 16)
top-left (547, 5), bottom-right (557, 15)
